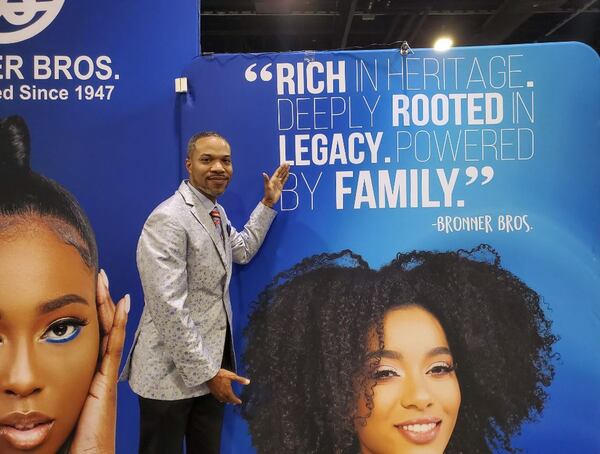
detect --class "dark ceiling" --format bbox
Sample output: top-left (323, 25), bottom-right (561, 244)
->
top-left (200, 0), bottom-right (600, 54)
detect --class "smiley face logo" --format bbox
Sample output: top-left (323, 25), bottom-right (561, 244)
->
top-left (0, 0), bottom-right (65, 44)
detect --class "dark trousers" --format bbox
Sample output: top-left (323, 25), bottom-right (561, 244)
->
top-left (138, 329), bottom-right (233, 454)
top-left (138, 393), bottom-right (224, 454)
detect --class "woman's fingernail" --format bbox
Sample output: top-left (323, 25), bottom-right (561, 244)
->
top-left (124, 294), bottom-right (131, 314)
top-left (100, 268), bottom-right (109, 289)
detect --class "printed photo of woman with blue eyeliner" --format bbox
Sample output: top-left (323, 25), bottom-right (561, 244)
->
top-left (0, 116), bottom-right (129, 454)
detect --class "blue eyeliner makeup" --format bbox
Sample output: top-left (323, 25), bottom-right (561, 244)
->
top-left (42, 318), bottom-right (87, 344)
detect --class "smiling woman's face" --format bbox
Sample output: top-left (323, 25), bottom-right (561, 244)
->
top-left (355, 305), bottom-right (461, 454)
top-left (0, 223), bottom-right (99, 454)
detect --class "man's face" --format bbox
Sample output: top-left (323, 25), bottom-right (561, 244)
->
top-left (186, 136), bottom-right (233, 202)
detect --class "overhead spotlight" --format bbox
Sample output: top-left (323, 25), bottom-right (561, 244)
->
top-left (434, 37), bottom-right (454, 51)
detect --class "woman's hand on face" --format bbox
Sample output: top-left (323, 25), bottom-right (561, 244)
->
top-left (70, 270), bottom-right (130, 454)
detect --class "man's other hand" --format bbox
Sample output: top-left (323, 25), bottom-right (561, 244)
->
top-left (261, 162), bottom-right (290, 208)
top-left (206, 368), bottom-right (250, 405)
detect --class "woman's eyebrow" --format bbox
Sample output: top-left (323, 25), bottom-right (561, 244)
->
top-left (366, 346), bottom-right (452, 360)
top-left (37, 294), bottom-right (89, 314)
top-left (427, 346), bottom-right (452, 357)
top-left (366, 349), bottom-right (403, 360)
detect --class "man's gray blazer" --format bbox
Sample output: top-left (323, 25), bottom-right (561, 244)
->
top-left (120, 181), bottom-right (276, 400)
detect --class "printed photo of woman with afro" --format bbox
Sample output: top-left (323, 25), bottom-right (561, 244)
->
top-left (241, 244), bottom-right (557, 454)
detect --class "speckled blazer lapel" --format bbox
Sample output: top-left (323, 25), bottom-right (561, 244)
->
top-left (178, 183), bottom-right (228, 270)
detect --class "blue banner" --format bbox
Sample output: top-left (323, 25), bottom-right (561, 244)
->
top-left (181, 43), bottom-right (600, 453)
top-left (1, 1), bottom-right (198, 452)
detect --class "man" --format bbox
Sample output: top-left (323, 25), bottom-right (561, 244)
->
top-left (120, 131), bottom-right (290, 453)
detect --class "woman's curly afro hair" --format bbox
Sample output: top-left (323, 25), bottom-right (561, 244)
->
top-left (242, 245), bottom-right (557, 454)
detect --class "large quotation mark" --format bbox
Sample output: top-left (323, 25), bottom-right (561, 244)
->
top-left (244, 63), bottom-right (273, 82)
top-left (465, 166), bottom-right (494, 186)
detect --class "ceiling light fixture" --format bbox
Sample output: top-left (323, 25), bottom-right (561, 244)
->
top-left (434, 37), bottom-right (454, 51)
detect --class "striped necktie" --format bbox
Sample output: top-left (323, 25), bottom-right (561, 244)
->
top-left (209, 207), bottom-right (224, 241)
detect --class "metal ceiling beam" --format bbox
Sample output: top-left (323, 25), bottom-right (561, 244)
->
top-left (201, 8), bottom-right (599, 16)
top-left (407, 10), bottom-right (429, 44)
top-left (334, 0), bottom-right (359, 49)
top-left (384, 13), bottom-right (417, 43)
top-left (202, 9), bottom-right (494, 16)
top-left (472, 0), bottom-right (570, 44)
top-left (202, 28), bottom-right (376, 37)
top-left (545, 0), bottom-right (598, 36)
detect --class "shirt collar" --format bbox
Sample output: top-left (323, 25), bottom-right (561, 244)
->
top-left (186, 180), bottom-right (217, 212)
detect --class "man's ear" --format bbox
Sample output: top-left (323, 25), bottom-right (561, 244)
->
top-left (185, 158), bottom-right (191, 172)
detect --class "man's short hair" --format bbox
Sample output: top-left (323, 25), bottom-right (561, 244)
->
top-left (187, 131), bottom-right (229, 158)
